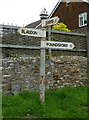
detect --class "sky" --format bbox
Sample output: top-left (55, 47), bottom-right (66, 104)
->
top-left (0, 0), bottom-right (59, 27)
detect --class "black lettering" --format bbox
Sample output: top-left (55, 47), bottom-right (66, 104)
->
top-left (21, 29), bottom-right (25, 34)
top-left (33, 31), bottom-right (37, 35)
top-left (61, 44), bottom-right (68, 47)
top-left (46, 42), bottom-right (68, 48)
top-left (26, 30), bottom-right (37, 35)
top-left (46, 43), bottom-right (50, 46)
top-left (26, 30), bottom-right (30, 34)
top-left (46, 19), bottom-right (54, 25)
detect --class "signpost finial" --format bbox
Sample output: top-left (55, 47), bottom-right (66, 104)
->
top-left (40, 8), bottom-right (48, 20)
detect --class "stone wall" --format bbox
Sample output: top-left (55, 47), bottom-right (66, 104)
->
top-left (2, 31), bottom-right (87, 57)
top-left (50, 31), bottom-right (87, 57)
top-left (1, 31), bottom-right (88, 94)
top-left (2, 55), bottom-right (88, 94)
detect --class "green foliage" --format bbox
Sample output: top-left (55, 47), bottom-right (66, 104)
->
top-left (10, 53), bottom-right (20, 59)
top-left (0, 92), bottom-right (2, 119)
top-left (46, 54), bottom-right (51, 60)
top-left (2, 86), bottom-right (88, 118)
top-left (52, 22), bottom-right (70, 32)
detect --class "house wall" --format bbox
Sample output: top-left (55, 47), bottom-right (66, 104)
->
top-left (72, 26), bottom-right (89, 33)
top-left (52, 1), bottom-right (89, 33)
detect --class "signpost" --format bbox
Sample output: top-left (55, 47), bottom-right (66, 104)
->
top-left (41, 41), bottom-right (75, 50)
top-left (42, 16), bottom-right (59, 60)
top-left (39, 41), bottom-right (46, 102)
top-left (42, 16), bottom-right (59, 27)
top-left (18, 15), bottom-right (75, 103)
top-left (18, 28), bottom-right (46, 38)
top-left (18, 27), bottom-right (46, 103)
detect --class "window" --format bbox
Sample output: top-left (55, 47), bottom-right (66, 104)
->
top-left (79, 12), bottom-right (87, 27)
top-left (66, 0), bottom-right (70, 6)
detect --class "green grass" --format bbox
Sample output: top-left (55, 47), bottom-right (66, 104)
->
top-left (2, 86), bottom-right (88, 118)
top-left (0, 91), bottom-right (2, 119)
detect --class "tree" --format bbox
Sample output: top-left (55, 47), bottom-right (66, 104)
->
top-left (52, 22), bottom-right (70, 32)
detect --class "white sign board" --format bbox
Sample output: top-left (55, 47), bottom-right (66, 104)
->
top-left (42, 16), bottom-right (59, 27)
top-left (41, 41), bottom-right (75, 50)
top-left (18, 28), bottom-right (46, 37)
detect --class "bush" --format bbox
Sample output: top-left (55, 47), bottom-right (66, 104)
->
top-left (52, 22), bottom-right (70, 32)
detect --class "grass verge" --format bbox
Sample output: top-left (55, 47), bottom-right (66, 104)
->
top-left (2, 86), bottom-right (88, 118)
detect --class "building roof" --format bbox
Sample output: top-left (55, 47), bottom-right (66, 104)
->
top-left (83, 0), bottom-right (89, 3)
top-left (25, 20), bottom-right (41, 28)
top-left (26, 0), bottom-right (89, 29)
top-left (49, 0), bottom-right (89, 18)
top-left (49, 0), bottom-right (62, 18)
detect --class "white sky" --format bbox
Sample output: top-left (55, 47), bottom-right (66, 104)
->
top-left (0, 0), bottom-right (58, 26)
